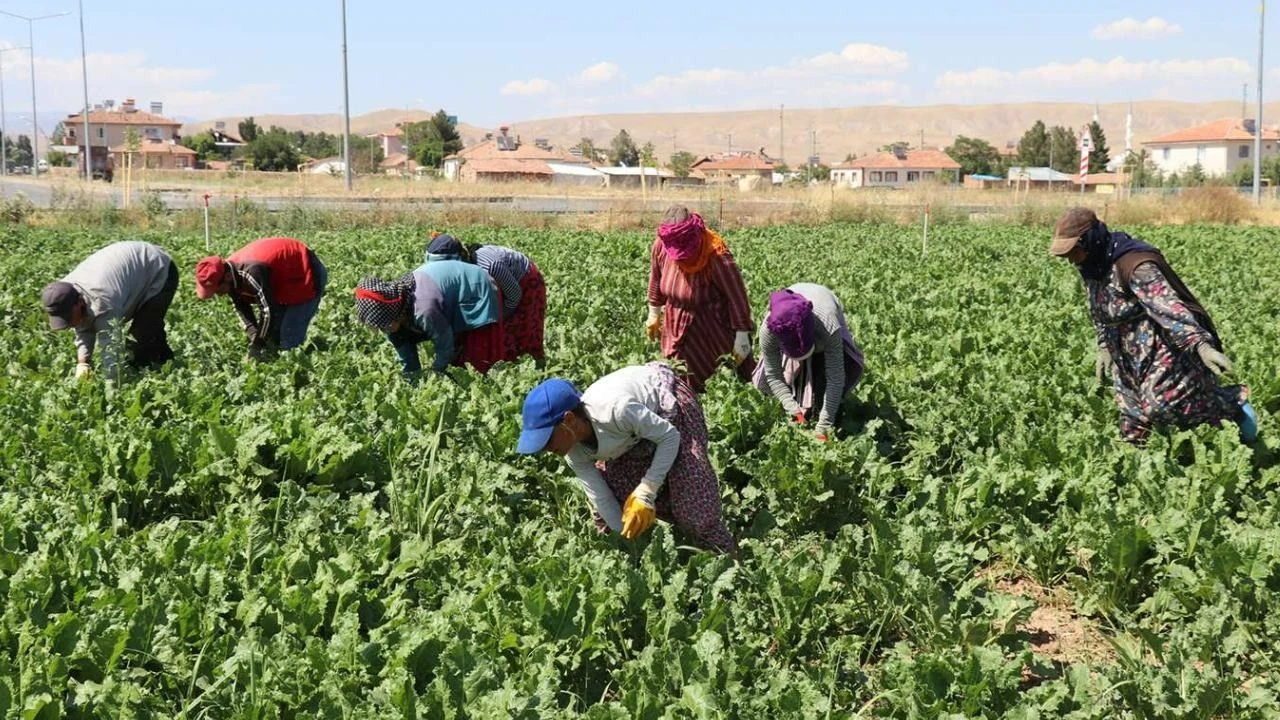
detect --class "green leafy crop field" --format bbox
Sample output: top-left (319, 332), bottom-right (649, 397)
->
top-left (2, 222), bottom-right (1279, 718)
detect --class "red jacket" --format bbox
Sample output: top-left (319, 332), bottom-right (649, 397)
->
top-left (229, 237), bottom-right (317, 305)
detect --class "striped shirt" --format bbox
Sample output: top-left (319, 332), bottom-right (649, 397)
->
top-left (647, 239), bottom-right (753, 392)
top-left (473, 245), bottom-right (531, 316)
top-left (227, 262), bottom-right (277, 344)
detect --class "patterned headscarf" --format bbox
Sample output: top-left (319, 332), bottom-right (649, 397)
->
top-left (657, 211), bottom-right (707, 261)
top-left (354, 274), bottom-right (414, 330)
top-left (766, 289), bottom-right (815, 358)
top-left (426, 233), bottom-right (464, 263)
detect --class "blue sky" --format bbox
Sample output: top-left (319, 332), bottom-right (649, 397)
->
top-left (0, 0), bottom-right (1269, 126)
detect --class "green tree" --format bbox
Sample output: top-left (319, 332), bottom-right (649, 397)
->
top-left (50, 121), bottom-right (66, 145)
top-left (1017, 120), bottom-right (1050, 167)
top-left (878, 141), bottom-right (911, 152)
top-left (944, 135), bottom-right (1001, 177)
top-left (301, 131), bottom-right (339, 159)
top-left (639, 142), bottom-right (657, 167)
top-left (348, 134), bottom-right (385, 174)
top-left (46, 150), bottom-right (71, 167)
top-left (238, 117), bottom-right (260, 143)
top-left (1185, 162), bottom-right (1206, 186)
top-left (1087, 121), bottom-right (1110, 174)
top-left (576, 138), bottom-right (603, 163)
top-left (429, 110), bottom-right (462, 157)
top-left (9, 135), bottom-right (33, 167)
top-left (608, 129), bottom-right (639, 167)
top-left (248, 128), bottom-right (299, 172)
top-left (181, 131), bottom-right (219, 163)
top-left (668, 150), bottom-right (697, 178)
top-left (1123, 149), bottom-right (1161, 188)
top-left (1048, 125), bottom-right (1078, 174)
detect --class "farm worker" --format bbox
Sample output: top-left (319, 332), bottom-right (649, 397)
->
top-left (354, 257), bottom-right (504, 375)
top-left (41, 240), bottom-right (179, 379)
top-left (516, 362), bottom-right (737, 554)
top-left (1050, 207), bottom-right (1259, 444)
top-left (194, 236), bottom-right (328, 359)
top-left (753, 283), bottom-right (865, 441)
top-left (424, 233), bottom-right (547, 363)
top-left (646, 205), bottom-right (754, 393)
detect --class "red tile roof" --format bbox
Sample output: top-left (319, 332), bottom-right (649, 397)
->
top-left (691, 155), bottom-right (774, 172)
top-left (67, 109), bottom-right (182, 127)
top-left (448, 136), bottom-right (582, 164)
top-left (109, 140), bottom-right (196, 155)
top-left (468, 158), bottom-right (553, 175)
top-left (1145, 118), bottom-right (1280, 145)
top-left (845, 148), bottom-right (960, 171)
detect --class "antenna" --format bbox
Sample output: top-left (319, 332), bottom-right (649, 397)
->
top-left (1244, 83), bottom-right (1249, 121)
top-left (779, 104), bottom-right (784, 164)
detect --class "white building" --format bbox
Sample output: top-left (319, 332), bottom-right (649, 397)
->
top-left (1143, 118), bottom-right (1280, 178)
top-left (830, 147), bottom-right (960, 188)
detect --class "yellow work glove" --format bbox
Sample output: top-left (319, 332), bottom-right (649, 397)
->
top-left (732, 330), bottom-right (751, 365)
top-left (74, 362), bottom-right (92, 380)
top-left (621, 480), bottom-right (659, 540)
top-left (645, 305), bottom-right (663, 342)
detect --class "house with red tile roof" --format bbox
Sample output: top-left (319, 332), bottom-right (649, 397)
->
top-left (830, 147), bottom-right (960, 188)
top-left (442, 126), bottom-right (586, 183)
top-left (64, 98), bottom-right (182, 177)
top-left (690, 152), bottom-right (774, 186)
top-left (1143, 118), bottom-right (1280, 178)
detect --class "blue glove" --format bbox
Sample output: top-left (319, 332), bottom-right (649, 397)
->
top-left (1240, 401), bottom-right (1259, 444)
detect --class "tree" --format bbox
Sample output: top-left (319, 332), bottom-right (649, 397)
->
top-left (576, 138), bottom-right (603, 163)
top-left (1123, 149), bottom-right (1161, 188)
top-left (1048, 125), bottom-right (1078, 174)
top-left (429, 110), bottom-right (462, 158)
top-left (402, 111), bottom-right (462, 169)
top-left (301, 131), bottom-right (339, 160)
top-left (46, 150), bottom-right (71, 167)
top-left (238, 117), bottom-right (260, 144)
top-left (639, 142), bottom-right (657, 168)
top-left (1186, 163), bottom-right (1206, 186)
top-left (1017, 120), bottom-right (1050, 167)
top-left (248, 128), bottom-right (299, 172)
top-left (944, 135), bottom-right (1001, 177)
top-left (181, 131), bottom-right (219, 163)
top-left (878, 142), bottom-right (911, 152)
top-left (348, 134), bottom-right (384, 174)
top-left (50, 121), bottom-right (66, 145)
top-left (843, 152), bottom-right (857, 163)
top-left (1087, 121), bottom-right (1110, 174)
top-left (668, 150), bottom-right (697, 178)
top-left (10, 135), bottom-right (33, 167)
top-left (608, 130), bottom-right (639, 167)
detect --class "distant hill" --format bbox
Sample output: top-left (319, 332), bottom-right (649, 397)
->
top-left (188, 101), bottom-right (1280, 163)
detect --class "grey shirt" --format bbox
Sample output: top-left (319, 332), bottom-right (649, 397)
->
top-left (759, 283), bottom-right (852, 432)
top-left (63, 241), bottom-right (173, 372)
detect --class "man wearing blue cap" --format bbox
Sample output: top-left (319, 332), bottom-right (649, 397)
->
top-left (516, 362), bottom-right (737, 554)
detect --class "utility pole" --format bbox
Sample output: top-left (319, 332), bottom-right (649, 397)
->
top-left (0, 46), bottom-right (30, 178)
top-left (778, 104), bottom-right (784, 163)
top-left (0, 10), bottom-right (70, 177)
top-left (79, 0), bottom-right (91, 181)
top-left (340, 0), bottom-right (352, 191)
top-left (1254, 0), bottom-right (1266, 205)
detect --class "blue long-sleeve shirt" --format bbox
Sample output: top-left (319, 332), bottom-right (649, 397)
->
top-left (387, 261), bottom-right (500, 373)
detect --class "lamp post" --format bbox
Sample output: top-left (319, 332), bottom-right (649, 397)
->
top-left (0, 10), bottom-right (71, 178)
top-left (340, 0), bottom-right (352, 191)
top-left (0, 45), bottom-right (30, 178)
top-left (79, 0), bottom-right (90, 181)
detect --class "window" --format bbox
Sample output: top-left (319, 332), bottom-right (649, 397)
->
top-left (884, 171), bottom-right (899, 182)
top-left (869, 171), bottom-right (883, 182)
top-left (1162, 148), bottom-right (1170, 160)
top-left (96, 127), bottom-right (105, 139)
top-left (922, 171), bottom-right (935, 179)
top-left (144, 126), bottom-right (160, 139)
top-left (1196, 145), bottom-right (1206, 163)
top-left (1240, 145), bottom-right (1251, 159)
top-left (907, 171), bottom-right (920, 182)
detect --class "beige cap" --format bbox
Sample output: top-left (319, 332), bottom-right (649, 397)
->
top-left (1049, 207), bottom-right (1098, 256)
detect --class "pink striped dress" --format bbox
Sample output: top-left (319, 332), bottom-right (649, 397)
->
top-left (647, 238), bottom-right (754, 393)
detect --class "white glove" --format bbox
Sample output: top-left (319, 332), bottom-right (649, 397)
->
top-left (732, 331), bottom-right (751, 365)
top-left (74, 362), bottom-right (92, 379)
top-left (1197, 343), bottom-right (1234, 376)
top-left (632, 478), bottom-right (661, 507)
top-left (645, 305), bottom-right (663, 341)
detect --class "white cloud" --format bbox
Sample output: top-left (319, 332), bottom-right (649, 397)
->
top-left (500, 78), bottom-right (553, 96)
top-left (577, 61), bottom-right (621, 85)
top-left (800, 43), bottom-right (911, 73)
top-left (1091, 17), bottom-right (1183, 40)
top-left (936, 56), bottom-right (1249, 101)
top-left (0, 46), bottom-right (277, 119)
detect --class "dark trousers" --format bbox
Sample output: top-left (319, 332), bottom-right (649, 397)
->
top-left (128, 260), bottom-right (179, 367)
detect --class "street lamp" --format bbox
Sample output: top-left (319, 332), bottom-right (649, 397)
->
top-left (340, 0), bottom-right (352, 191)
top-left (79, 0), bottom-right (90, 181)
top-left (0, 45), bottom-right (30, 177)
top-left (0, 10), bottom-right (71, 178)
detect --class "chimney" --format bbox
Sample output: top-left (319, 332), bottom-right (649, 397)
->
top-left (150, 101), bottom-right (163, 116)
top-left (122, 98), bottom-right (136, 113)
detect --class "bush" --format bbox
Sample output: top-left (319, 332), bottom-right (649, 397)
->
top-left (1174, 187), bottom-right (1254, 224)
top-left (0, 193), bottom-right (35, 224)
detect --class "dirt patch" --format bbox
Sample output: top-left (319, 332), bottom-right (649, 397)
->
top-left (987, 574), bottom-right (1116, 667)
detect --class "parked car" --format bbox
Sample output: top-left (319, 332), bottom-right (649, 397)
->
top-left (36, 160), bottom-right (48, 172)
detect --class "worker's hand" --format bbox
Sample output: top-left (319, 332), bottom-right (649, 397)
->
top-left (645, 305), bottom-right (663, 342)
top-left (815, 423), bottom-right (832, 442)
top-left (1095, 346), bottom-right (1115, 386)
top-left (74, 362), bottom-right (92, 380)
top-left (621, 480), bottom-right (659, 540)
top-left (1197, 343), bottom-right (1234, 377)
top-left (247, 341), bottom-right (267, 362)
top-left (815, 432), bottom-right (829, 442)
top-left (732, 331), bottom-right (751, 366)
top-left (793, 411), bottom-right (806, 425)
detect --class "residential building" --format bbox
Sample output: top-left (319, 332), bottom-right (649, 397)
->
top-left (370, 126), bottom-right (406, 158)
top-left (442, 127), bottom-right (586, 183)
top-left (110, 139), bottom-right (197, 170)
top-left (1006, 166), bottom-right (1075, 190)
top-left (64, 98), bottom-right (182, 176)
top-left (830, 147), bottom-right (960, 188)
top-left (690, 152), bottom-right (774, 186)
top-left (1142, 118), bottom-right (1280, 177)
top-left (208, 121), bottom-right (245, 153)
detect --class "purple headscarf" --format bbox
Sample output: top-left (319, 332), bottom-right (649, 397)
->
top-left (657, 212), bottom-right (707, 261)
top-left (766, 289), bottom-right (815, 358)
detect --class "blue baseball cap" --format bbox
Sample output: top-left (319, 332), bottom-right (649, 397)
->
top-left (517, 378), bottom-right (581, 454)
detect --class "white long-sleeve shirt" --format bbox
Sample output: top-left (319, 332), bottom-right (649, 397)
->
top-left (62, 241), bottom-right (174, 374)
top-left (565, 365), bottom-right (681, 532)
